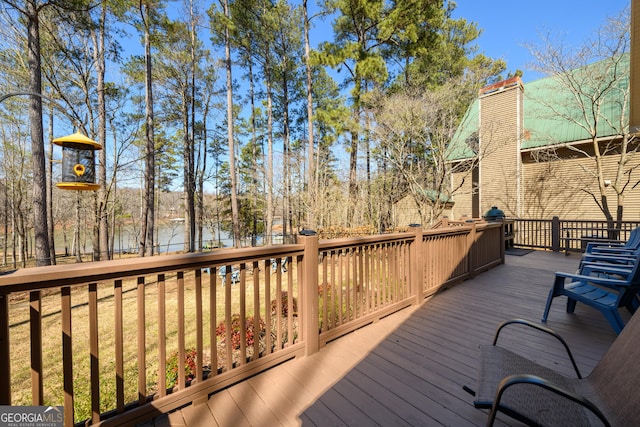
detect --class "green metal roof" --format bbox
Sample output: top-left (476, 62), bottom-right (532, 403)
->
top-left (449, 54), bottom-right (629, 158)
top-left (448, 98), bottom-right (478, 161)
top-left (422, 188), bottom-right (454, 204)
top-left (523, 55), bottom-right (628, 149)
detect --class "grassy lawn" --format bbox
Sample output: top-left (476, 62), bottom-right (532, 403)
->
top-left (6, 252), bottom-right (386, 423)
top-left (7, 262), bottom-right (301, 423)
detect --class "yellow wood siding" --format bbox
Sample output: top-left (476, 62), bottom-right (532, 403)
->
top-left (451, 170), bottom-right (474, 219)
top-left (393, 195), bottom-right (422, 227)
top-left (478, 85), bottom-right (522, 217)
top-left (522, 152), bottom-right (640, 220)
top-left (392, 195), bottom-right (456, 227)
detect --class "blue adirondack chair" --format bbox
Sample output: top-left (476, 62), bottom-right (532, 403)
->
top-left (202, 265), bottom-right (240, 285)
top-left (580, 248), bottom-right (640, 271)
top-left (270, 257), bottom-right (288, 274)
top-left (216, 265), bottom-right (240, 286)
top-left (584, 226), bottom-right (640, 254)
top-left (542, 254), bottom-right (640, 334)
top-left (576, 228), bottom-right (640, 273)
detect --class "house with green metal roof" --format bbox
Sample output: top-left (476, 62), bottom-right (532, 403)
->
top-left (447, 53), bottom-right (640, 222)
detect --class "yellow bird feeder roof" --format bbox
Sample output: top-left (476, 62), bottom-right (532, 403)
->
top-left (53, 132), bottom-right (102, 150)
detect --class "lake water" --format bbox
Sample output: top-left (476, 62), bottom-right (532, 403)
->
top-left (56, 222), bottom-right (236, 256)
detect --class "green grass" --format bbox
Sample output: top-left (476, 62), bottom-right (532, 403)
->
top-left (7, 257), bottom-right (392, 423)
top-left (8, 265), bottom-right (300, 423)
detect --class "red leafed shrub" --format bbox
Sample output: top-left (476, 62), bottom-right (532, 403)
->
top-left (166, 348), bottom-right (197, 389)
top-left (270, 291), bottom-right (298, 317)
top-left (318, 283), bottom-right (332, 295)
top-left (216, 315), bottom-right (266, 350)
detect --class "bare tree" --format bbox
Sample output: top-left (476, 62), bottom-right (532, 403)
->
top-left (372, 82), bottom-right (489, 226)
top-left (526, 6), bottom-right (635, 234)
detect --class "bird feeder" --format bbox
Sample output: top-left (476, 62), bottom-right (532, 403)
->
top-left (53, 132), bottom-right (102, 191)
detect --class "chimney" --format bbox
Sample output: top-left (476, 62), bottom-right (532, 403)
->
top-left (477, 76), bottom-right (524, 218)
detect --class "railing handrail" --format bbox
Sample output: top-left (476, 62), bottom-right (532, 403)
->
top-left (0, 245), bottom-right (304, 293)
top-left (510, 217), bottom-right (640, 253)
top-left (317, 231), bottom-right (415, 251)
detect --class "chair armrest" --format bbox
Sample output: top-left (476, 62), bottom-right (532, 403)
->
top-left (555, 271), bottom-right (632, 288)
top-left (588, 246), bottom-right (632, 253)
top-left (487, 374), bottom-right (611, 427)
top-left (492, 319), bottom-right (581, 378)
top-left (579, 262), bottom-right (634, 279)
top-left (586, 241), bottom-right (624, 251)
top-left (582, 253), bottom-right (636, 263)
top-left (587, 241), bottom-right (633, 250)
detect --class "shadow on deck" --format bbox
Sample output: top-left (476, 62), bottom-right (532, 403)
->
top-left (144, 250), bottom-right (621, 426)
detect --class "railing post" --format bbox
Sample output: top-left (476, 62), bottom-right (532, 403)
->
top-left (409, 224), bottom-right (424, 304)
top-left (299, 230), bottom-right (319, 356)
top-left (467, 221), bottom-right (477, 278)
top-left (0, 292), bottom-right (10, 404)
top-left (500, 221), bottom-right (506, 264)
top-left (552, 216), bottom-right (560, 252)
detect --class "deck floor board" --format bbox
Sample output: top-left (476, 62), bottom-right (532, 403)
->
top-left (150, 251), bottom-right (620, 426)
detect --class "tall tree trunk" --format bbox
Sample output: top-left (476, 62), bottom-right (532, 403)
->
top-left (183, 90), bottom-right (195, 252)
top-left (303, 0), bottom-right (315, 230)
top-left (265, 67), bottom-right (274, 245)
top-left (248, 60), bottom-right (258, 246)
top-left (3, 178), bottom-right (8, 265)
top-left (93, 0), bottom-right (109, 260)
top-left (222, 0), bottom-right (240, 247)
top-left (189, 0), bottom-right (200, 251)
top-left (110, 128), bottom-right (117, 256)
top-left (10, 182), bottom-right (17, 268)
top-left (282, 71), bottom-right (291, 241)
top-left (347, 128), bottom-right (358, 227)
top-left (199, 88), bottom-right (211, 251)
top-left (46, 101), bottom-right (56, 264)
top-left (140, 2), bottom-right (155, 256)
top-left (26, 0), bottom-right (51, 266)
top-left (347, 73), bottom-right (363, 228)
top-left (365, 109), bottom-right (372, 223)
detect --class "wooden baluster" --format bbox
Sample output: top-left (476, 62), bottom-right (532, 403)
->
top-left (137, 277), bottom-right (146, 404)
top-left (156, 275), bottom-right (166, 397)
top-left (61, 286), bottom-right (73, 427)
top-left (89, 283), bottom-right (99, 424)
top-left (195, 269), bottom-right (203, 382)
top-left (29, 290), bottom-right (43, 405)
top-left (115, 280), bottom-right (125, 410)
top-left (177, 272), bottom-right (185, 390)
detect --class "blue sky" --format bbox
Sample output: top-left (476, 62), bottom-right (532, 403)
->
top-left (452, 0), bottom-right (630, 82)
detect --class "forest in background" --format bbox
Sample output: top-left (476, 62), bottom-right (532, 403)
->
top-left (0, 0), bottom-right (508, 266)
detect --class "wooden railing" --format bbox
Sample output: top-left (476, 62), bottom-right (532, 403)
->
top-left (513, 217), bottom-right (640, 252)
top-left (0, 222), bottom-right (503, 426)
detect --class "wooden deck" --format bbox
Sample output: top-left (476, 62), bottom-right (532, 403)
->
top-left (141, 250), bottom-right (623, 427)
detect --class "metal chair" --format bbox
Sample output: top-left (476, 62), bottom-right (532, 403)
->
top-left (469, 312), bottom-right (640, 426)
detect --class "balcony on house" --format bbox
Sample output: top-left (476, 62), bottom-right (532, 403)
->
top-left (0, 220), bottom-right (624, 426)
